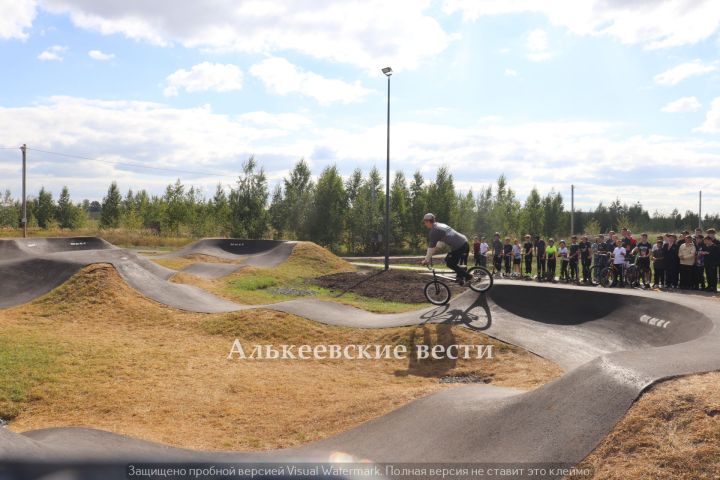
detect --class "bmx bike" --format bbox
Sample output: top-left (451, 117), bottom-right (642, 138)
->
top-left (423, 263), bottom-right (493, 306)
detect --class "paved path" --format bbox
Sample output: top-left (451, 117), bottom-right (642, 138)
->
top-left (1, 237), bottom-right (719, 480)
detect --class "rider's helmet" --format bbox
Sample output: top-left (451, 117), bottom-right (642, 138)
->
top-left (423, 213), bottom-right (435, 222)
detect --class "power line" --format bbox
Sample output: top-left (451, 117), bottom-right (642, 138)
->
top-left (24, 147), bottom-right (238, 178)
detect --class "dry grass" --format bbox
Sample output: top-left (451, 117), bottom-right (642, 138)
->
top-left (153, 253), bottom-right (244, 271)
top-left (0, 227), bottom-right (193, 249)
top-left (0, 264), bottom-right (561, 451)
top-left (171, 242), bottom-right (426, 313)
top-left (570, 372), bottom-right (720, 480)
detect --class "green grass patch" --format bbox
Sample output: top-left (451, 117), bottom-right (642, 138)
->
top-left (0, 333), bottom-right (63, 420)
top-left (227, 275), bottom-right (278, 291)
top-left (212, 243), bottom-right (426, 313)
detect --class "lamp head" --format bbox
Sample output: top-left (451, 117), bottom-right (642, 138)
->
top-left (381, 66), bottom-right (393, 76)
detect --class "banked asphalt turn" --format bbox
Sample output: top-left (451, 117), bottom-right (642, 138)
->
top-left (0, 236), bottom-right (718, 479)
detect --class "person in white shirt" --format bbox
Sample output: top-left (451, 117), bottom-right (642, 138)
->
top-left (612, 240), bottom-right (626, 287)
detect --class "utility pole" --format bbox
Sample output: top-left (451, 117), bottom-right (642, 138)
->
top-left (699, 190), bottom-right (703, 231)
top-left (570, 184), bottom-right (575, 236)
top-left (21, 144), bottom-right (27, 238)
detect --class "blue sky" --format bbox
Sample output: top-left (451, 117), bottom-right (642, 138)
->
top-left (0, 0), bottom-right (719, 214)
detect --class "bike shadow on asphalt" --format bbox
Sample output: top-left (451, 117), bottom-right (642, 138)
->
top-left (393, 293), bottom-right (492, 378)
top-left (418, 292), bottom-right (492, 332)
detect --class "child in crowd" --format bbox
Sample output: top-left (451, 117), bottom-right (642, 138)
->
top-left (512, 239), bottom-right (522, 277)
top-left (523, 234), bottom-right (534, 278)
top-left (612, 239), bottom-right (626, 287)
top-left (492, 233), bottom-right (503, 275)
top-left (580, 235), bottom-right (592, 284)
top-left (503, 237), bottom-right (513, 276)
top-left (535, 235), bottom-right (546, 280)
top-left (694, 235), bottom-right (705, 290)
top-left (635, 233), bottom-right (652, 288)
top-left (558, 240), bottom-right (569, 281)
top-left (569, 236), bottom-right (580, 283)
top-left (546, 238), bottom-right (558, 282)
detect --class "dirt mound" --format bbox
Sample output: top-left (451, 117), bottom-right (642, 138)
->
top-left (310, 269), bottom-right (465, 304)
top-left (32, 263), bottom-right (164, 317)
top-left (287, 242), bottom-right (354, 277)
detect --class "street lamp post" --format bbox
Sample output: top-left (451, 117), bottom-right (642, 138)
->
top-left (21, 144), bottom-right (27, 238)
top-left (382, 66), bottom-right (392, 271)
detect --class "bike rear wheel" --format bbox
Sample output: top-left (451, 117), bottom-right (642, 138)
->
top-left (424, 280), bottom-right (451, 305)
top-left (467, 266), bottom-right (493, 292)
top-left (599, 267), bottom-right (613, 288)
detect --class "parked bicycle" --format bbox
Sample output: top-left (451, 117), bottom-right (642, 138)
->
top-left (599, 261), bottom-right (639, 288)
top-left (423, 263), bottom-right (493, 305)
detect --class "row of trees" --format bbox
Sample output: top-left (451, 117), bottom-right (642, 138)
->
top-left (1, 157), bottom-right (717, 254)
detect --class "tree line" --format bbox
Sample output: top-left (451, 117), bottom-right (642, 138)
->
top-left (0, 157), bottom-right (717, 254)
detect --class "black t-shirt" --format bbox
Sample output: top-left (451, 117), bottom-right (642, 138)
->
top-left (636, 241), bottom-right (651, 258)
top-left (536, 240), bottom-right (546, 256)
top-left (523, 242), bottom-right (533, 255)
top-left (569, 243), bottom-right (580, 260)
top-left (579, 241), bottom-right (591, 259)
top-left (493, 239), bottom-right (503, 256)
top-left (503, 244), bottom-right (513, 255)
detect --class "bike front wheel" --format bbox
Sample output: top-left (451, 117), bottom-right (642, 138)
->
top-left (467, 266), bottom-right (494, 292)
top-left (424, 280), bottom-right (451, 305)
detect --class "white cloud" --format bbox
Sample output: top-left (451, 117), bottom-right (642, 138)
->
top-left (250, 57), bottom-right (372, 105)
top-left (654, 60), bottom-right (717, 86)
top-left (444, 0), bottom-right (720, 49)
top-left (0, 0), bottom-right (36, 40)
top-left (697, 97), bottom-right (720, 133)
top-left (1, 96), bottom-right (719, 214)
top-left (37, 45), bottom-right (67, 61)
top-left (39, 0), bottom-right (453, 71)
top-left (504, 68), bottom-right (517, 77)
top-left (525, 28), bottom-right (552, 62)
top-left (661, 96), bottom-right (702, 113)
top-left (88, 49), bottom-right (114, 60)
top-left (163, 62), bottom-right (243, 97)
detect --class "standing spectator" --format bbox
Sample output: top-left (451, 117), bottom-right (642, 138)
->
top-left (635, 233), bottom-right (652, 288)
top-left (535, 235), bottom-right (546, 281)
top-left (678, 235), bottom-right (696, 290)
top-left (652, 236), bottom-right (665, 288)
top-left (663, 234), bottom-right (680, 289)
top-left (523, 234), bottom-right (534, 278)
top-left (580, 235), bottom-right (592, 284)
top-left (479, 236), bottom-right (489, 267)
top-left (569, 236), bottom-right (580, 283)
top-left (611, 239), bottom-right (626, 287)
top-left (512, 239), bottom-right (522, 277)
top-left (701, 236), bottom-right (719, 292)
top-left (595, 234), bottom-right (610, 280)
top-left (546, 238), bottom-right (558, 282)
top-left (605, 231), bottom-right (617, 253)
top-left (473, 236), bottom-right (481, 266)
top-left (707, 228), bottom-right (719, 245)
top-left (559, 240), bottom-right (569, 282)
top-left (492, 233), bottom-right (503, 276)
top-left (694, 234), bottom-right (706, 290)
top-left (503, 237), bottom-right (513, 276)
